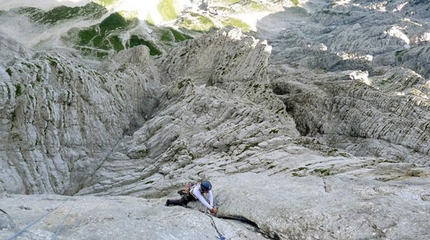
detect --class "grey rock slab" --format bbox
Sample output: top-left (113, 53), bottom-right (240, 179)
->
top-left (213, 172), bottom-right (430, 239)
top-left (0, 194), bottom-right (266, 240)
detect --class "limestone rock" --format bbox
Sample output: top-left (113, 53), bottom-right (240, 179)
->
top-left (0, 194), bottom-right (267, 240)
top-left (267, 0), bottom-right (430, 166)
top-left (0, 33), bottom-right (161, 195)
top-left (0, 208), bottom-right (15, 231)
top-left (0, 0), bottom-right (430, 239)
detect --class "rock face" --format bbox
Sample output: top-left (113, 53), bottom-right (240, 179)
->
top-left (76, 28), bottom-right (300, 198)
top-left (0, 208), bottom-right (15, 231)
top-left (0, 36), bottom-right (161, 194)
top-left (1, 0), bottom-right (430, 239)
top-left (266, 0), bottom-right (430, 166)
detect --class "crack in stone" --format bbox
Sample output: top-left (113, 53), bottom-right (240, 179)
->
top-left (216, 214), bottom-right (281, 240)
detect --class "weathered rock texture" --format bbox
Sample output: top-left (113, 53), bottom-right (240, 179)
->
top-left (1, 0), bottom-right (430, 239)
top-left (266, 0), bottom-right (430, 166)
top-left (0, 36), bottom-right (161, 195)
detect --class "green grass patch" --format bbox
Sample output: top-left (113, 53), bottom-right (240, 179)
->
top-left (160, 28), bottom-right (193, 42)
top-left (94, 0), bottom-right (120, 7)
top-left (160, 29), bottom-right (174, 42)
top-left (178, 13), bottom-right (217, 32)
top-left (158, 0), bottom-right (177, 21)
top-left (99, 12), bottom-right (128, 34)
top-left (73, 12), bottom-right (162, 58)
top-left (170, 28), bottom-right (193, 41)
top-left (106, 35), bottom-right (124, 52)
top-left (193, 13), bottom-right (215, 31)
top-left (126, 35), bottom-right (162, 56)
top-left (18, 3), bottom-right (106, 25)
top-left (146, 13), bottom-right (155, 26)
top-left (222, 17), bottom-right (251, 32)
top-left (78, 29), bottom-right (97, 45)
top-left (249, 1), bottom-right (269, 11)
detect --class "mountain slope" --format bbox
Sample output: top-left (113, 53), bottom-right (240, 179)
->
top-left (1, 0), bottom-right (430, 239)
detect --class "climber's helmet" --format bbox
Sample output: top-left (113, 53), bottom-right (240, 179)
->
top-left (201, 181), bottom-right (212, 192)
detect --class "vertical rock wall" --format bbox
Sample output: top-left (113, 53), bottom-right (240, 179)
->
top-left (0, 36), bottom-right (160, 194)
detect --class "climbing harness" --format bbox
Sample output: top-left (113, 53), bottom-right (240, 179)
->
top-left (52, 201), bottom-right (75, 240)
top-left (205, 212), bottom-right (226, 240)
top-left (7, 201), bottom-right (66, 240)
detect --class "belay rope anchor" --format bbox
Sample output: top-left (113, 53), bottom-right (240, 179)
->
top-left (205, 212), bottom-right (226, 240)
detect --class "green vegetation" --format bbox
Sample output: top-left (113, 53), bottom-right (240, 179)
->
top-left (213, 0), bottom-right (241, 4)
top-left (146, 13), bottom-right (155, 26)
top-left (160, 29), bottom-right (173, 42)
top-left (78, 29), bottom-right (97, 45)
top-left (158, 0), bottom-right (177, 21)
top-left (395, 50), bottom-right (408, 63)
top-left (170, 28), bottom-right (193, 41)
top-left (313, 168), bottom-right (331, 176)
top-left (94, 0), bottom-right (120, 7)
top-left (18, 3), bottom-right (106, 25)
top-left (126, 35), bottom-right (162, 55)
top-left (178, 13), bottom-right (217, 32)
top-left (178, 81), bottom-right (185, 89)
top-left (249, 1), bottom-right (269, 11)
top-left (160, 28), bottom-right (193, 42)
top-left (267, 165), bottom-right (276, 169)
top-left (74, 13), bottom-right (161, 58)
top-left (6, 68), bottom-right (12, 77)
top-left (99, 12), bottom-right (128, 34)
top-left (293, 167), bottom-right (308, 171)
top-left (327, 148), bottom-right (340, 156)
top-left (222, 17), bottom-right (251, 32)
top-left (15, 84), bottom-right (22, 97)
top-left (193, 13), bottom-right (216, 31)
top-left (16, 3), bottom-right (163, 58)
top-left (291, 167), bottom-right (308, 177)
top-left (215, 0), bottom-right (268, 11)
top-left (291, 0), bottom-right (299, 6)
top-left (381, 159), bottom-right (398, 163)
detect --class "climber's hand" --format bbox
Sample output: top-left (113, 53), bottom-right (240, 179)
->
top-left (210, 207), bottom-right (218, 214)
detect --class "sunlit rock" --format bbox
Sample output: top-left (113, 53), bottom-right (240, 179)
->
top-left (0, 0), bottom-right (430, 239)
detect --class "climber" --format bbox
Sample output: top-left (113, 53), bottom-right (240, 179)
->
top-left (165, 180), bottom-right (218, 214)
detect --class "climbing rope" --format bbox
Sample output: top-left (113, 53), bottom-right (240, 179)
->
top-left (7, 201), bottom-right (66, 240)
top-left (52, 201), bottom-right (75, 240)
top-left (205, 212), bottom-right (226, 240)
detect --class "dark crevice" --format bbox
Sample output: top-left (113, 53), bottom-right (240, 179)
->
top-left (216, 214), bottom-right (281, 240)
